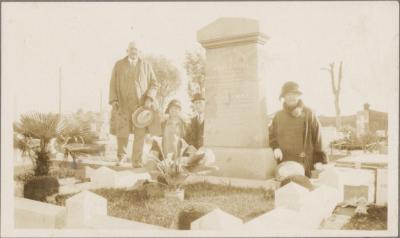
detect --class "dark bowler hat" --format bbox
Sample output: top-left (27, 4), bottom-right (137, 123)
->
top-left (165, 99), bottom-right (182, 114)
top-left (191, 93), bottom-right (205, 102)
top-left (279, 81), bottom-right (302, 99)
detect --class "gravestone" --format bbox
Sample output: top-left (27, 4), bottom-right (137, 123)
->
top-left (274, 182), bottom-right (310, 211)
top-left (15, 197), bottom-right (66, 229)
top-left (65, 191), bottom-right (107, 228)
top-left (90, 166), bottom-right (117, 188)
top-left (190, 208), bottom-right (243, 230)
top-left (197, 17), bottom-right (276, 179)
top-left (244, 207), bottom-right (305, 230)
top-left (303, 184), bottom-right (340, 219)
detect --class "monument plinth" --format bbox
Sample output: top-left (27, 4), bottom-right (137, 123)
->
top-left (198, 17), bottom-right (276, 179)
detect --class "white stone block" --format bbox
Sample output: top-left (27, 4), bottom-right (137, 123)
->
top-left (319, 168), bottom-right (342, 189)
top-left (114, 171), bottom-right (139, 188)
top-left (85, 166), bottom-right (96, 178)
top-left (376, 168), bottom-right (388, 205)
top-left (191, 208), bottom-right (243, 230)
top-left (59, 182), bottom-right (94, 195)
top-left (244, 207), bottom-right (306, 231)
top-left (58, 177), bottom-right (78, 186)
top-left (275, 182), bottom-right (310, 211)
top-left (65, 191), bottom-right (107, 228)
top-left (15, 197), bottom-right (66, 229)
top-left (295, 185), bottom-right (341, 229)
top-left (14, 181), bottom-right (24, 197)
top-left (318, 168), bottom-right (344, 201)
top-left (90, 166), bottom-right (117, 188)
top-left (335, 167), bottom-right (375, 203)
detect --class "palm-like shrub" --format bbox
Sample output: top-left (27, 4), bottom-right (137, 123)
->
top-left (14, 112), bottom-right (63, 176)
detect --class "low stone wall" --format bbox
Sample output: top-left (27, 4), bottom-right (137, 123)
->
top-left (189, 168), bottom-right (342, 230)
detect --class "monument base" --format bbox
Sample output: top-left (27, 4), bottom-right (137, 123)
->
top-left (208, 147), bottom-right (277, 180)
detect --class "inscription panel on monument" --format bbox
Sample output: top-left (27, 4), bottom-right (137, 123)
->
top-left (205, 44), bottom-right (268, 148)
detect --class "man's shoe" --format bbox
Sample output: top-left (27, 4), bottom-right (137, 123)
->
top-left (132, 161), bottom-right (142, 168)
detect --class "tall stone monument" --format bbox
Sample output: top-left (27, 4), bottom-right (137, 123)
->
top-left (197, 17), bottom-right (276, 179)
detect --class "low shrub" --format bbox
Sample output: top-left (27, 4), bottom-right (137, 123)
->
top-left (14, 171), bottom-right (34, 183)
top-left (177, 202), bottom-right (218, 230)
top-left (23, 175), bottom-right (59, 202)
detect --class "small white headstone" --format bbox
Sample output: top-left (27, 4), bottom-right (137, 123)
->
top-left (318, 168), bottom-right (344, 201)
top-left (65, 191), bottom-right (107, 228)
top-left (275, 182), bottom-right (310, 211)
top-left (15, 197), bottom-right (67, 229)
top-left (244, 207), bottom-right (305, 231)
top-left (85, 166), bottom-right (95, 178)
top-left (190, 208), bottom-right (243, 230)
top-left (299, 184), bottom-right (340, 226)
top-left (318, 168), bottom-right (341, 189)
top-left (90, 166), bottom-right (117, 188)
top-left (114, 171), bottom-right (139, 188)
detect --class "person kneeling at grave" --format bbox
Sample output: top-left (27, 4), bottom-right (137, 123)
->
top-left (269, 81), bottom-right (328, 177)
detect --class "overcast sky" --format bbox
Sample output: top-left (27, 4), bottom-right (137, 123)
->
top-left (2, 1), bottom-right (398, 119)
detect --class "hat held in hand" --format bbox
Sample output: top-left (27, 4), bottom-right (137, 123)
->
top-left (132, 107), bottom-right (154, 128)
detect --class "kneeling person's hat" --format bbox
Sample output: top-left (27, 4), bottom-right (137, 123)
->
top-left (165, 99), bottom-right (182, 114)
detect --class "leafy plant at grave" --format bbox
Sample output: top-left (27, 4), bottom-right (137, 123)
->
top-left (143, 137), bottom-right (218, 191)
top-left (13, 112), bottom-right (64, 176)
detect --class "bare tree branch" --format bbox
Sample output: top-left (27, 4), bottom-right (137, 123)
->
top-left (338, 61), bottom-right (343, 93)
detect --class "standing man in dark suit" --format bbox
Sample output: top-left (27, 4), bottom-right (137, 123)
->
top-left (186, 93), bottom-right (205, 149)
top-left (109, 41), bottom-right (159, 168)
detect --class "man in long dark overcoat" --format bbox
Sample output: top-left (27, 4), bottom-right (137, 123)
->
top-left (109, 41), bottom-right (158, 167)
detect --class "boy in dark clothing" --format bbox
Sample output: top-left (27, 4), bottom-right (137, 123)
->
top-left (185, 93), bottom-right (205, 149)
top-left (269, 81), bottom-right (328, 177)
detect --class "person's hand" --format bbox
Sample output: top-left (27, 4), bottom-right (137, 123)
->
top-left (111, 101), bottom-right (119, 110)
top-left (273, 148), bottom-right (283, 161)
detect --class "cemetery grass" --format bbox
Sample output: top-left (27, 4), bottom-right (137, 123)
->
top-left (342, 205), bottom-right (387, 230)
top-left (54, 182), bottom-right (275, 228)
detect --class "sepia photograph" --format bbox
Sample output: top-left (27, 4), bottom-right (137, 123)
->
top-left (1, 1), bottom-right (398, 237)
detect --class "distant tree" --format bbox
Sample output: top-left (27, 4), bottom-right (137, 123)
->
top-left (184, 50), bottom-right (206, 98)
top-left (321, 61), bottom-right (343, 131)
top-left (144, 55), bottom-right (181, 110)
